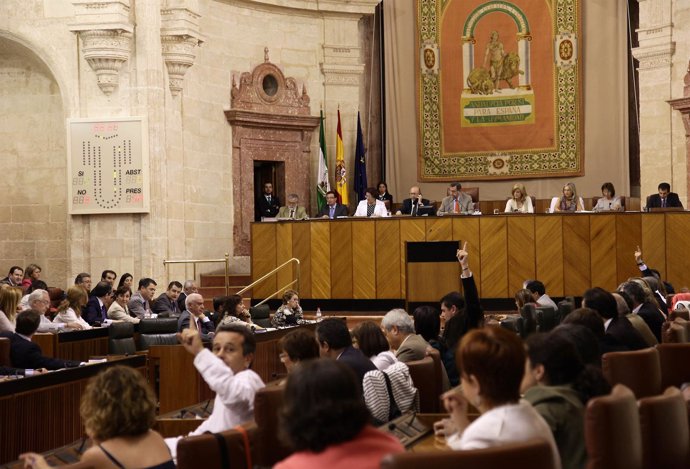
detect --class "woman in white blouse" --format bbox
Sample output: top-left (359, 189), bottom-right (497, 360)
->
top-left (593, 182), bottom-right (623, 212)
top-left (0, 285), bottom-right (23, 333)
top-left (53, 286), bottom-right (91, 330)
top-left (504, 183), bottom-right (534, 213)
top-left (354, 187), bottom-right (390, 218)
top-left (435, 326), bottom-right (561, 469)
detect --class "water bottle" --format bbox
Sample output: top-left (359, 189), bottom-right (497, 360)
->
top-left (316, 307), bottom-right (322, 321)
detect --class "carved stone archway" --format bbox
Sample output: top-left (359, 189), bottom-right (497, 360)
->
top-left (226, 49), bottom-right (320, 255)
top-left (668, 60), bottom-right (690, 204)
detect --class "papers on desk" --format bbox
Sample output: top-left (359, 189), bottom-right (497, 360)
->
top-left (87, 358), bottom-right (108, 364)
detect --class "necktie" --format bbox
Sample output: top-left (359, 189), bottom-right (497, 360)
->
top-left (662, 198), bottom-right (666, 208)
top-left (290, 208), bottom-right (295, 219)
top-left (329, 206), bottom-right (335, 218)
top-left (454, 198), bottom-right (459, 213)
top-left (267, 195), bottom-right (271, 203)
top-left (101, 304), bottom-right (107, 320)
top-left (196, 318), bottom-right (201, 331)
top-left (411, 201), bottom-right (417, 216)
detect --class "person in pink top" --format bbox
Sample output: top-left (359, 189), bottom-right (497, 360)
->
top-left (274, 358), bottom-right (404, 469)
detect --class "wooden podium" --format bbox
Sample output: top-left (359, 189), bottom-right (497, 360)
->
top-left (406, 241), bottom-right (460, 310)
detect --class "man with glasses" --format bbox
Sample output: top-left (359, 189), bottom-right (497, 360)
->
top-left (437, 182), bottom-right (473, 215)
top-left (396, 186), bottom-right (430, 216)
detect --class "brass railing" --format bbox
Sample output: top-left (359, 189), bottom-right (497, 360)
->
top-left (237, 258), bottom-right (300, 307)
top-left (163, 253), bottom-right (230, 296)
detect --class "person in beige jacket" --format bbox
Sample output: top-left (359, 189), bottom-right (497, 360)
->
top-left (108, 286), bottom-right (140, 324)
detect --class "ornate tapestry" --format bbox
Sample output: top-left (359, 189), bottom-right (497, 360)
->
top-left (416, 0), bottom-right (583, 181)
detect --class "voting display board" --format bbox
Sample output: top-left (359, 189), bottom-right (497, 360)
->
top-left (67, 117), bottom-right (150, 214)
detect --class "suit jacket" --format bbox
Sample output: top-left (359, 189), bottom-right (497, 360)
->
top-left (107, 301), bottom-right (140, 323)
top-left (0, 332), bottom-right (80, 370)
top-left (647, 192), bottom-right (683, 209)
top-left (128, 291), bottom-right (151, 319)
top-left (338, 346), bottom-right (377, 385)
top-left (605, 316), bottom-right (648, 351)
top-left (152, 293), bottom-right (181, 318)
top-left (177, 292), bottom-right (188, 313)
top-left (277, 205), bottom-right (308, 220)
top-left (636, 302), bottom-right (665, 343)
top-left (316, 203), bottom-right (349, 219)
top-left (399, 197), bottom-right (431, 215)
top-left (83, 296), bottom-right (107, 325)
top-left (395, 334), bottom-right (430, 363)
top-left (256, 194), bottom-right (281, 220)
top-left (178, 310), bottom-right (215, 340)
top-left (437, 192), bottom-right (473, 215)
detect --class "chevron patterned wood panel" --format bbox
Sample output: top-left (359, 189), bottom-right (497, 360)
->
top-left (665, 213), bottom-right (690, 289)
top-left (400, 218), bottom-right (426, 297)
top-left (535, 216), bottom-right (564, 297)
top-left (251, 223), bottom-right (277, 298)
top-left (507, 216), bottom-right (536, 295)
top-left (276, 223), bottom-right (293, 295)
top-left (292, 222), bottom-right (311, 298)
top-left (615, 213), bottom-right (642, 285)
top-left (479, 217), bottom-right (508, 297)
top-left (452, 218), bottom-right (481, 296)
top-left (353, 221), bottom-right (376, 299)
top-left (310, 222), bottom-right (331, 299)
top-left (376, 219), bottom-right (401, 298)
top-left (563, 215), bottom-right (591, 296)
top-left (426, 217), bottom-right (452, 241)
top-left (642, 214), bottom-right (666, 280)
top-left (590, 214), bottom-right (618, 291)
top-left (330, 221), bottom-right (353, 298)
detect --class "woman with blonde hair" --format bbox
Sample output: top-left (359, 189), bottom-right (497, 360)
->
top-left (20, 365), bottom-right (174, 469)
top-left (553, 183), bottom-right (584, 212)
top-left (504, 183), bottom-right (534, 213)
top-left (0, 285), bottom-right (23, 332)
top-left (53, 285), bottom-right (91, 330)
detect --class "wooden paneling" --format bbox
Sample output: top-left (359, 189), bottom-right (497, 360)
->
top-left (399, 219), bottom-right (427, 297)
top-left (641, 213), bottom-right (666, 279)
top-left (426, 217), bottom-right (452, 241)
top-left (507, 216), bottom-right (536, 295)
top-left (666, 213), bottom-right (690, 289)
top-left (616, 213), bottom-right (642, 285)
top-left (251, 223), bottom-right (277, 298)
top-left (590, 214), bottom-right (618, 291)
top-left (479, 217), bottom-right (508, 297)
top-left (407, 263), bottom-right (460, 302)
top-left (535, 216), bottom-right (564, 297)
top-left (275, 223), bottom-right (293, 293)
top-left (292, 223), bottom-right (311, 297)
top-left (352, 221), bottom-right (376, 299)
top-left (330, 222), bottom-right (353, 298)
top-left (376, 220), bottom-right (401, 298)
top-left (452, 218), bottom-right (481, 295)
top-left (310, 222), bottom-right (331, 299)
top-left (563, 215), bottom-right (591, 296)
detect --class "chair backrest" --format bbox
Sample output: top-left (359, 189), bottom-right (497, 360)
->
top-left (663, 317), bottom-right (688, 343)
top-left (176, 422), bottom-right (259, 469)
top-left (585, 384), bottom-right (642, 469)
top-left (0, 337), bottom-right (10, 366)
top-left (137, 318), bottom-right (179, 350)
top-left (638, 387), bottom-right (690, 469)
top-left (535, 306), bottom-right (558, 333)
top-left (625, 314), bottom-right (658, 347)
top-left (252, 384), bottom-right (291, 467)
top-left (249, 304), bottom-right (272, 328)
top-left (557, 299), bottom-right (574, 323)
top-left (381, 439), bottom-right (556, 469)
top-left (656, 343), bottom-right (690, 389)
top-left (108, 322), bottom-right (136, 355)
top-left (602, 347), bottom-right (661, 398)
top-left (519, 303), bottom-right (537, 338)
top-left (405, 356), bottom-right (438, 413)
top-left (426, 346), bottom-right (449, 394)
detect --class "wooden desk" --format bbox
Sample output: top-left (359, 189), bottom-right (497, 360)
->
top-left (0, 355), bottom-right (146, 464)
top-left (32, 328), bottom-right (109, 362)
top-left (251, 213), bottom-right (690, 299)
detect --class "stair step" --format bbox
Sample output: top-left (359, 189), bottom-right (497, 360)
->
top-left (197, 286), bottom-right (249, 297)
top-left (200, 274), bottom-right (251, 288)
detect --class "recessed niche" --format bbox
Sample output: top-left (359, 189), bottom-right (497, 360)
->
top-left (262, 74), bottom-right (278, 96)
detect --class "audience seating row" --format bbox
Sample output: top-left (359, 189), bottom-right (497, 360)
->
top-left (107, 319), bottom-right (179, 355)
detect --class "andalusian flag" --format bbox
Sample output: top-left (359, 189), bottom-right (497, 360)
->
top-left (335, 109), bottom-right (349, 204)
top-left (316, 110), bottom-right (330, 212)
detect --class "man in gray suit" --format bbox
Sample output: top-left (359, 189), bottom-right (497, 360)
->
top-left (381, 308), bottom-right (429, 362)
top-left (437, 182), bottom-right (473, 215)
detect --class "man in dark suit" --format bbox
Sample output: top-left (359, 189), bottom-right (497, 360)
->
top-left (83, 281), bottom-right (113, 326)
top-left (178, 293), bottom-right (216, 341)
top-left (646, 182), bottom-right (683, 209)
top-left (316, 190), bottom-right (348, 219)
top-left (177, 279), bottom-right (198, 312)
top-left (316, 318), bottom-right (375, 386)
top-left (255, 182), bottom-right (281, 220)
top-left (583, 287), bottom-right (648, 351)
top-left (153, 281), bottom-right (183, 318)
top-left (0, 310), bottom-right (81, 370)
top-left (396, 186), bottom-right (431, 216)
top-left (618, 281), bottom-right (666, 343)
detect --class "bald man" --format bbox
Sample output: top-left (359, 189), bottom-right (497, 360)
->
top-left (397, 186), bottom-right (430, 216)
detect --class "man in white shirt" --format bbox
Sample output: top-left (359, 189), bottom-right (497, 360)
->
top-left (165, 323), bottom-right (265, 458)
top-left (525, 280), bottom-right (558, 310)
top-left (26, 289), bottom-right (65, 333)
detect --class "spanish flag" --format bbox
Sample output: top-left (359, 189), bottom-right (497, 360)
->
top-left (334, 109), bottom-right (348, 205)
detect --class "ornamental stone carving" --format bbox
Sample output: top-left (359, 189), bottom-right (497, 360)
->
top-left (160, 1), bottom-right (204, 96)
top-left (69, 0), bottom-right (133, 95)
